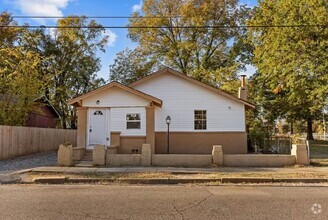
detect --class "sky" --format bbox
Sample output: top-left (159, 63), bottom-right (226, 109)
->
top-left (0, 0), bottom-right (258, 81)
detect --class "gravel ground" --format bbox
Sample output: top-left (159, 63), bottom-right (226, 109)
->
top-left (0, 151), bottom-right (57, 174)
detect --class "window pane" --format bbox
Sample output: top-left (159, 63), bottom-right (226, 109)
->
top-left (94, 110), bottom-right (103, 115)
top-left (126, 113), bottom-right (140, 121)
top-left (126, 113), bottom-right (141, 129)
top-left (194, 110), bottom-right (207, 130)
top-left (127, 122), bottom-right (141, 129)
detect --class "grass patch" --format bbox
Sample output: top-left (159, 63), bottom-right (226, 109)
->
top-left (310, 141), bottom-right (328, 160)
top-left (310, 140), bottom-right (328, 145)
top-left (26, 170), bottom-right (328, 182)
top-left (311, 159), bottom-right (328, 167)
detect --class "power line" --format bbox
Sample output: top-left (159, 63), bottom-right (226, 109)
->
top-left (11, 15), bottom-right (177, 19)
top-left (0, 24), bottom-right (327, 29)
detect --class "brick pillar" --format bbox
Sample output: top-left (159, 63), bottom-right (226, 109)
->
top-left (76, 107), bottom-right (87, 148)
top-left (146, 106), bottom-right (155, 153)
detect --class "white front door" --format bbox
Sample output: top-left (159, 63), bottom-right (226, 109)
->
top-left (88, 108), bottom-right (107, 148)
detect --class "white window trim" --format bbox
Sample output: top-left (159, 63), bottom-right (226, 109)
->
top-left (126, 113), bottom-right (141, 129)
top-left (194, 110), bottom-right (207, 130)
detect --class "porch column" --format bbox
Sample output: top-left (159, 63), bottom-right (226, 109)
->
top-left (76, 107), bottom-right (87, 148)
top-left (146, 106), bottom-right (155, 153)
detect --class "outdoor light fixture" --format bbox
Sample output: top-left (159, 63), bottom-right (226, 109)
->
top-left (166, 115), bottom-right (171, 125)
top-left (96, 100), bottom-right (100, 105)
top-left (166, 115), bottom-right (171, 154)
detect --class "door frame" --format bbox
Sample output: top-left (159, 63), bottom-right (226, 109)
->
top-left (86, 108), bottom-right (110, 149)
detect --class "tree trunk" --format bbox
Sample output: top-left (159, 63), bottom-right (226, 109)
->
top-left (306, 117), bottom-right (314, 140)
top-left (290, 121), bottom-right (294, 134)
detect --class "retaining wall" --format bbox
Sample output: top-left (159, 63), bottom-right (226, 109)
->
top-left (152, 154), bottom-right (212, 167)
top-left (106, 154), bottom-right (141, 166)
top-left (224, 154), bottom-right (296, 167)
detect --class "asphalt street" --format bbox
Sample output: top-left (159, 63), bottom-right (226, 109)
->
top-left (0, 184), bottom-right (326, 219)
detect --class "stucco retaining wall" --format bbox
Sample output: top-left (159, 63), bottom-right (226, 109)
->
top-left (106, 154), bottom-right (141, 167)
top-left (152, 154), bottom-right (212, 167)
top-left (155, 132), bottom-right (247, 154)
top-left (224, 154), bottom-right (296, 167)
top-left (119, 136), bottom-right (146, 154)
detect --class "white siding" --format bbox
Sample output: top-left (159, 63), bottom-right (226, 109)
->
top-left (82, 86), bottom-right (149, 107)
top-left (133, 73), bottom-right (245, 132)
top-left (110, 107), bottom-right (146, 136)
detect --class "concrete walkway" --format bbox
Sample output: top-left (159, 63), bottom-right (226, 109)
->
top-left (18, 166), bottom-right (328, 174)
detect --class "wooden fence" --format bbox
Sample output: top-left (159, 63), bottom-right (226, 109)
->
top-left (0, 125), bottom-right (76, 160)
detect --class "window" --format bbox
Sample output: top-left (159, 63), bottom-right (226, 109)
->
top-left (126, 113), bottom-right (141, 129)
top-left (93, 110), bottom-right (103, 115)
top-left (194, 110), bottom-right (207, 130)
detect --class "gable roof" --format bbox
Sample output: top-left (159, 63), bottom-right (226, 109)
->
top-left (67, 81), bottom-right (162, 107)
top-left (129, 67), bottom-right (255, 109)
top-left (35, 96), bottom-right (61, 118)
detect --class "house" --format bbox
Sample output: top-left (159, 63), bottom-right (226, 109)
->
top-left (68, 68), bottom-right (254, 155)
top-left (26, 97), bottom-right (60, 128)
top-left (0, 95), bottom-right (60, 128)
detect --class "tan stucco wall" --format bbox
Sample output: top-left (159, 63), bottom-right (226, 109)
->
top-left (76, 107), bottom-right (87, 148)
top-left (224, 154), bottom-right (296, 167)
top-left (119, 136), bottom-right (146, 154)
top-left (106, 154), bottom-right (141, 166)
top-left (291, 144), bottom-right (310, 165)
top-left (152, 154), bottom-right (212, 167)
top-left (110, 132), bottom-right (121, 147)
top-left (155, 132), bottom-right (247, 154)
top-left (145, 106), bottom-right (155, 153)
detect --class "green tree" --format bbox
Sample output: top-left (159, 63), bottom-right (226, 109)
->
top-left (248, 0), bottom-right (328, 140)
top-left (0, 12), bottom-right (44, 125)
top-left (128, 0), bottom-right (252, 92)
top-left (109, 48), bottom-right (158, 84)
top-left (21, 17), bottom-right (108, 128)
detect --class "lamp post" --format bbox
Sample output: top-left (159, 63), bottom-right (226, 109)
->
top-left (166, 116), bottom-right (171, 154)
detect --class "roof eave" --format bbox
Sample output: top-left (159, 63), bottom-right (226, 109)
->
top-left (67, 82), bottom-right (162, 107)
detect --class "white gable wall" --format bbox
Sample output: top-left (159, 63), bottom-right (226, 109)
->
top-left (82, 86), bottom-right (150, 107)
top-left (82, 86), bottom-right (148, 136)
top-left (111, 107), bottom-right (146, 136)
top-left (133, 73), bottom-right (245, 132)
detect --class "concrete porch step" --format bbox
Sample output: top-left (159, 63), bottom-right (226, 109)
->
top-left (81, 150), bottom-right (93, 161)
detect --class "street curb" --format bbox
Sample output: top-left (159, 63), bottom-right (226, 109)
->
top-left (273, 178), bottom-right (327, 183)
top-left (34, 177), bottom-right (66, 184)
top-left (0, 174), bottom-right (22, 184)
top-left (221, 177), bottom-right (273, 183)
top-left (11, 169), bottom-right (33, 175)
top-left (32, 177), bottom-right (328, 185)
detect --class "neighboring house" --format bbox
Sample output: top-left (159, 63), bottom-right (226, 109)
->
top-left (0, 95), bottom-right (60, 128)
top-left (26, 98), bottom-right (60, 128)
top-left (68, 68), bottom-right (254, 154)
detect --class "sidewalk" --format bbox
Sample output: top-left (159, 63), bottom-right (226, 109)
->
top-left (2, 166), bottom-right (327, 185)
top-left (21, 166), bottom-right (328, 175)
